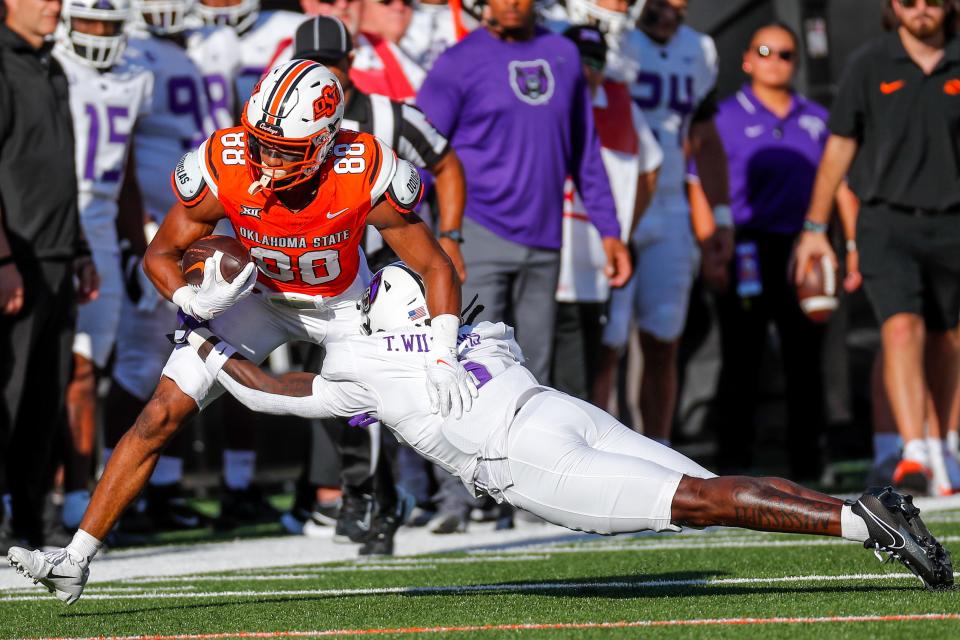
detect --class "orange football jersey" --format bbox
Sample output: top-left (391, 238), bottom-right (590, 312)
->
top-left (182, 127), bottom-right (401, 297)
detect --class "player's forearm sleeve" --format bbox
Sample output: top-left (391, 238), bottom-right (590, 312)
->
top-left (214, 370), bottom-right (336, 419)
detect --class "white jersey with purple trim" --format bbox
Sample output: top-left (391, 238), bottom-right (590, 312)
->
top-left (617, 25), bottom-right (717, 212)
top-left (126, 32), bottom-right (214, 222)
top-left (54, 47), bottom-right (153, 247)
top-left (215, 321), bottom-right (539, 497)
top-left (209, 319), bottom-right (717, 534)
top-left (187, 26), bottom-right (242, 130)
top-left (236, 10), bottom-right (304, 104)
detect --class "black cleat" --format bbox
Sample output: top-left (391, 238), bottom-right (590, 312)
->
top-left (358, 493), bottom-right (414, 556)
top-left (358, 512), bottom-right (400, 556)
top-left (850, 486), bottom-right (954, 590)
top-left (335, 491), bottom-right (375, 544)
top-left (214, 484), bottom-right (281, 531)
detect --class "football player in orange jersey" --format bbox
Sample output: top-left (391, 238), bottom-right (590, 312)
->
top-left (30, 60), bottom-right (472, 570)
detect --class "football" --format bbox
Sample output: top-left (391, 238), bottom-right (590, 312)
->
top-left (796, 254), bottom-right (838, 323)
top-left (181, 235), bottom-right (252, 286)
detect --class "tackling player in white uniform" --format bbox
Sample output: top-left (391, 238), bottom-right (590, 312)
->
top-left (106, 0), bottom-right (217, 528)
top-left (13, 262), bottom-right (953, 603)
top-left (54, 0), bottom-right (153, 530)
top-left (601, 0), bottom-right (732, 446)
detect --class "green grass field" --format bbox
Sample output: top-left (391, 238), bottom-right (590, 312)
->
top-left (3, 510), bottom-right (959, 640)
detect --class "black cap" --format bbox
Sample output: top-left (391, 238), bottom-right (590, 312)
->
top-left (563, 25), bottom-right (607, 69)
top-left (293, 16), bottom-right (354, 63)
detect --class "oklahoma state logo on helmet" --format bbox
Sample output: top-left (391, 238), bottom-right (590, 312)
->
top-left (312, 84), bottom-right (339, 121)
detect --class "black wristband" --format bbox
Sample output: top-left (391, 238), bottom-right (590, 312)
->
top-left (0, 254), bottom-right (14, 267)
top-left (439, 229), bottom-right (464, 244)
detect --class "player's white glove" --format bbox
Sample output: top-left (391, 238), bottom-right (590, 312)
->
top-left (425, 313), bottom-right (478, 419)
top-left (172, 255), bottom-right (257, 321)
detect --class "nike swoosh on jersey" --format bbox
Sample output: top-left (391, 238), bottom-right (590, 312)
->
top-left (880, 80), bottom-right (905, 95)
top-left (326, 207), bottom-right (349, 219)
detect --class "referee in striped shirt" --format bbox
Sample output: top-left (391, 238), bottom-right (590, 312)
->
top-left (288, 15), bottom-right (467, 553)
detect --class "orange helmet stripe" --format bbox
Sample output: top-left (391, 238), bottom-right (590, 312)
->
top-left (265, 60), bottom-right (315, 121)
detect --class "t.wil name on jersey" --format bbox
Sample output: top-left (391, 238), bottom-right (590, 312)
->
top-left (382, 333), bottom-right (432, 353)
top-left (238, 226), bottom-right (351, 248)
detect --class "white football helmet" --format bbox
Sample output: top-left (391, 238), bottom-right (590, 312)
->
top-left (241, 59), bottom-right (344, 194)
top-left (360, 263), bottom-right (429, 335)
top-left (59, 0), bottom-right (130, 70)
top-left (192, 0), bottom-right (258, 33)
top-left (564, 0), bottom-right (646, 36)
top-left (131, 0), bottom-right (192, 34)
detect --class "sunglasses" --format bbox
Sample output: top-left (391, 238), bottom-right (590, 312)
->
top-left (898, 0), bottom-right (945, 7)
top-left (376, 0), bottom-right (415, 6)
top-left (756, 44), bottom-right (795, 62)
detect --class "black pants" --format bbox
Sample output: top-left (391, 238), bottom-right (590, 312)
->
top-left (0, 258), bottom-right (75, 543)
top-left (713, 232), bottom-right (825, 480)
top-left (551, 302), bottom-right (605, 401)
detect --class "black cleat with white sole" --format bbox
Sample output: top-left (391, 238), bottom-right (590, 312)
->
top-left (850, 486), bottom-right (954, 590)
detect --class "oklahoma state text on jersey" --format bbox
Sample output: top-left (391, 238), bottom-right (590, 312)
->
top-left (172, 126), bottom-right (421, 297)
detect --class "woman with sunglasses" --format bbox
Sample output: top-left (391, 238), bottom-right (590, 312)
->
top-left (708, 23), bottom-right (859, 481)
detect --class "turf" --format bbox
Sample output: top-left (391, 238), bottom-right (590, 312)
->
top-left (3, 511), bottom-right (959, 640)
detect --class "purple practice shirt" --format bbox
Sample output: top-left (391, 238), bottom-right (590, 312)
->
top-left (416, 27), bottom-right (619, 250)
top-left (713, 85), bottom-right (830, 234)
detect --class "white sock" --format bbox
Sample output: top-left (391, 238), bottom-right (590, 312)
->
top-left (223, 450), bottom-right (256, 490)
top-left (150, 456), bottom-right (183, 486)
top-left (66, 529), bottom-right (102, 566)
top-left (948, 431), bottom-right (960, 457)
top-left (653, 438), bottom-right (671, 448)
top-left (902, 438), bottom-right (930, 465)
top-left (872, 434), bottom-right (901, 465)
top-left (840, 504), bottom-right (869, 543)
top-left (927, 438), bottom-right (951, 493)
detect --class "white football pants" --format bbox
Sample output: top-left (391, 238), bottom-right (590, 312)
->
top-left (503, 391), bottom-right (715, 535)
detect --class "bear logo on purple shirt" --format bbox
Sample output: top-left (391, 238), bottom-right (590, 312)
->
top-left (508, 59), bottom-right (555, 106)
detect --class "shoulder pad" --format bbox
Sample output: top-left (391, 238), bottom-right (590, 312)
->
top-left (385, 159), bottom-right (423, 215)
top-left (171, 147), bottom-right (209, 207)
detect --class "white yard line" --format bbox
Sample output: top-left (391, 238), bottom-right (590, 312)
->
top-left (0, 571), bottom-right (934, 603)
top-left (1, 495), bottom-right (955, 591)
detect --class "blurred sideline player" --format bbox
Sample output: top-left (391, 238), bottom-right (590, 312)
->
top-left (553, 25), bottom-right (661, 404)
top-left (186, 4), bottom-right (242, 131)
top-left (54, 0), bottom-right (153, 530)
top-left (24, 60), bottom-right (465, 576)
top-left (553, 26), bottom-right (663, 406)
top-left (21, 264), bottom-right (958, 603)
top-left (191, 0), bottom-right (305, 107)
top-left (105, 0), bottom-right (216, 530)
top-left (401, 0), bottom-right (477, 71)
top-left (600, 0), bottom-right (732, 446)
